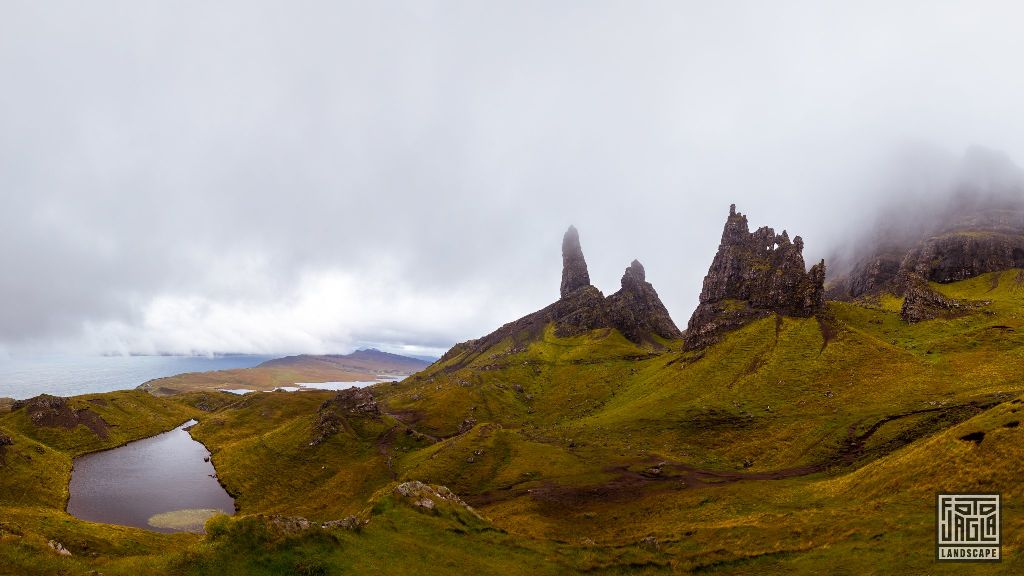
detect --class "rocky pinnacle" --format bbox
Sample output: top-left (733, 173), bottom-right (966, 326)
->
top-left (560, 225), bottom-right (591, 298)
top-left (438, 227), bottom-right (683, 369)
top-left (685, 204), bottom-right (826, 350)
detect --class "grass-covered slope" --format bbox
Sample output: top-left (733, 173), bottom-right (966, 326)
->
top-left (3, 271), bottom-right (1024, 574)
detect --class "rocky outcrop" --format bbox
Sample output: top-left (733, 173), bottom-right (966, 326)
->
top-left (47, 540), bottom-right (72, 557)
top-left (394, 481), bottom-right (481, 518)
top-left (439, 227), bottom-right (681, 369)
top-left (309, 387), bottom-right (381, 446)
top-left (899, 274), bottom-right (982, 322)
top-left (321, 515), bottom-right (363, 530)
top-left (606, 260), bottom-right (683, 342)
top-left (10, 394), bottom-right (110, 438)
top-left (685, 205), bottom-right (826, 350)
top-left (561, 225), bottom-right (591, 297)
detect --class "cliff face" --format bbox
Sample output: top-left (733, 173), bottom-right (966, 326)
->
top-left (828, 148), bottom-right (1024, 306)
top-left (439, 227), bottom-right (681, 369)
top-left (834, 227), bottom-right (1024, 302)
top-left (685, 205), bottom-right (825, 350)
top-left (904, 232), bottom-right (1024, 283)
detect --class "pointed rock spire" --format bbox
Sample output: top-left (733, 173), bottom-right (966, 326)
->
top-left (560, 225), bottom-right (591, 298)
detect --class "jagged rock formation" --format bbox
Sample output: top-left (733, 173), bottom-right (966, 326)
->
top-left (685, 205), bottom-right (825, 350)
top-left (10, 394), bottom-right (110, 438)
top-left (438, 227), bottom-right (681, 370)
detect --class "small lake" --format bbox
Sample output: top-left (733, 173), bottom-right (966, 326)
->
top-left (67, 420), bottom-right (234, 533)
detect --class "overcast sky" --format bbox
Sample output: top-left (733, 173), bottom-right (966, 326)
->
top-left (3, 1), bottom-right (1024, 358)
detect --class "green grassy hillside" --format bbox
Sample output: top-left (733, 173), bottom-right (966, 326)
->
top-left (2, 271), bottom-right (1024, 574)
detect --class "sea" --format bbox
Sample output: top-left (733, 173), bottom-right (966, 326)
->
top-left (0, 354), bottom-right (275, 400)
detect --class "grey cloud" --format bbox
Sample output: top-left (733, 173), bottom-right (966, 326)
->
top-left (3, 1), bottom-right (1024, 354)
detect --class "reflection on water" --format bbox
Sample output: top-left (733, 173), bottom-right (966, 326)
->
top-left (67, 419), bottom-right (234, 533)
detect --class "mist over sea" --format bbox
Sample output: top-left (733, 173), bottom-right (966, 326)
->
top-left (0, 355), bottom-right (275, 400)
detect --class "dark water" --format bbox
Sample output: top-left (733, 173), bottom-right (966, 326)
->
top-left (67, 420), bottom-right (234, 533)
top-left (0, 354), bottom-right (275, 400)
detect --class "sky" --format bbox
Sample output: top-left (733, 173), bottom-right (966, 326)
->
top-left (3, 1), bottom-right (1024, 358)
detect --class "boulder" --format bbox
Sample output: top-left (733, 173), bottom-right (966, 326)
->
top-left (48, 540), bottom-right (72, 556)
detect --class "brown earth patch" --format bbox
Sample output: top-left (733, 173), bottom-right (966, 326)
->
top-left (11, 394), bottom-right (111, 439)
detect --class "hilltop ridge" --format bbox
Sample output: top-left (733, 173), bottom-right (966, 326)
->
top-left (439, 226), bottom-right (680, 370)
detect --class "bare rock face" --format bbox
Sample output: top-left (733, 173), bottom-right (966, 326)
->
top-left (560, 225), bottom-right (591, 297)
top-left (831, 229), bottom-right (1024, 303)
top-left (685, 205), bottom-right (825, 350)
top-left (438, 226), bottom-right (681, 370)
top-left (904, 232), bottom-right (1024, 283)
top-left (606, 260), bottom-right (683, 342)
top-left (839, 252), bottom-right (904, 299)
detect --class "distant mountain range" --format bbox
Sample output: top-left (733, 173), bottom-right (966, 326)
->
top-left (138, 349), bottom-right (430, 396)
top-left (258, 349), bottom-right (432, 374)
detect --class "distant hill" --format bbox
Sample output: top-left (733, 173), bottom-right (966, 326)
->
top-left (258, 349), bottom-right (431, 375)
top-left (138, 349), bottom-right (429, 396)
